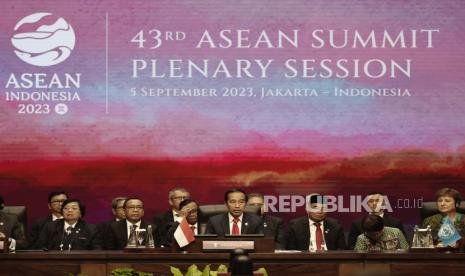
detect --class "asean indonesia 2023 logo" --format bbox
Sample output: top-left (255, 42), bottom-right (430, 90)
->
top-left (11, 12), bottom-right (75, 67)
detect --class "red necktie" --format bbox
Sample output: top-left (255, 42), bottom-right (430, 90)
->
top-left (315, 222), bottom-right (323, 250)
top-left (232, 218), bottom-right (240, 235)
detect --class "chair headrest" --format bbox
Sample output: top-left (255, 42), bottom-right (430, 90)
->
top-left (2, 206), bottom-right (27, 229)
top-left (420, 201), bottom-right (465, 222)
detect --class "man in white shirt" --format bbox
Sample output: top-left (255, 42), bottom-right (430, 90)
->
top-left (206, 188), bottom-right (263, 236)
top-left (104, 197), bottom-right (159, 249)
top-left (98, 197), bottom-right (127, 239)
top-left (166, 198), bottom-right (202, 246)
top-left (29, 191), bottom-right (68, 248)
top-left (287, 194), bottom-right (346, 251)
top-left (154, 188), bottom-right (190, 245)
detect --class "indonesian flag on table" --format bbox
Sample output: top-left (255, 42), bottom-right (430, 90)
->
top-left (174, 218), bottom-right (195, 247)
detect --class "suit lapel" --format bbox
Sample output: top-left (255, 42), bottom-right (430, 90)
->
top-left (222, 213), bottom-right (230, 235)
top-left (121, 220), bottom-right (128, 243)
top-left (302, 217), bottom-right (310, 249)
top-left (323, 219), bottom-right (334, 249)
top-left (56, 220), bottom-right (66, 249)
top-left (75, 220), bottom-right (84, 237)
top-left (266, 216), bottom-right (275, 231)
top-left (56, 219), bottom-right (65, 237)
top-left (241, 213), bottom-right (248, 234)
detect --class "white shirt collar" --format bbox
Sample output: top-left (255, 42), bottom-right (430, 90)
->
top-left (229, 212), bottom-right (243, 223)
top-left (52, 214), bottom-right (63, 221)
top-left (189, 222), bottom-right (198, 234)
top-left (126, 220), bottom-right (141, 237)
top-left (64, 221), bottom-right (77, 232)
top-left (308, 217), bottom-right (323, 225)
top-left (126, 220), bottom-right (142, 228)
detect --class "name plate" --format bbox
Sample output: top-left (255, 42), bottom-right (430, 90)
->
top-left (203, 240), bottom-right (255, 251)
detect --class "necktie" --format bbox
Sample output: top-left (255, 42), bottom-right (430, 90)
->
top-left (190, 225), bottom-right (196, 234)
top-left (232, 218), bottom-right (240, 235)
top-left (66, 226), bottom-right (73, 235)
top-left (126, 224), bottom-right (138, 246)
top-left (314, 222), bottom-right (323, 250)
top-left (130, 224), bottom-right (137, 238)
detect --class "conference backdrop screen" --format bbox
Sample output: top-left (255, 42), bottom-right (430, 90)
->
top-left (1, 0), bottom-right (464, 228)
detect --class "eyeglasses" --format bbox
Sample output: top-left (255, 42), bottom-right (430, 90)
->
top-left (50, 200), bottom-right (66, 204)
top-left (126, 205), bottom-right (143, 210)
top-left (172, 196), bottom-right (189, 201)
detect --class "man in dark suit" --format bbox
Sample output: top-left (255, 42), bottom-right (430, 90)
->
top-left (247, 193), bottom-right (286, 249)
top-left (287, 194), bottom-right (346, 251)
top-left (206, 188), bottom-right (263, 236)
top-left (97, 197), bottom-right (127, 239)
top-left (154, 188), bottom-right (190, 246)
top-left (347, 192), bottom-right (405, 249)
top-left (0, 196), bottom-right (28, 250)
top-left (105, 197), bottom-right (159, 249)
top-left (166, 198), bottom-right (204, 247)
top-left (36, 199), bottom-right (101, 250)
top-left (29, 191), bottom-right (68, 249)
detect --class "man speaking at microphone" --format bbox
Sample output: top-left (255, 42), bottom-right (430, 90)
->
top-left (206, 188), bottom-right (263, 236)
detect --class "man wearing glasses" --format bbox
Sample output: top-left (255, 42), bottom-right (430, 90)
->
top-left (98, 197), bottom-right (127, 240)
top-left (29, 191), bottom-right (68, 248)
top-left (154, 188), bottom-right (190, 245)
top-left (104, 197), bottom-right (159, 249)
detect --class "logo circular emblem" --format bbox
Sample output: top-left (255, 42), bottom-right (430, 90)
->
top-left (54, 103), bottom-right (69, 115)
top-left (11, 12), bottom-right (75, 67)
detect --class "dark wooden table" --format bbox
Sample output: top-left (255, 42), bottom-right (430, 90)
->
top-left (1, 250), bottom-right (465, 276)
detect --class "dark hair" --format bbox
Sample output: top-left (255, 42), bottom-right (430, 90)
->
top-left (0, 196), bottom-right (4, 210)
top-left (224, 188), bottom-right (248, 203)
top-left (61, 199), bottom-right (86, 217)
top-left (247, 193), bottom-right (264, 201)
top-left (362, 214), bottom-right (384, 233)
top-left (179, 198), bottom-right (198, 210)
top-left (435, 188), bottom-right (462, 206)
top-left (308, 193), bottom-right (325, 205)
top-left (48, 191), bottom-right (68, 203)
top-left (123, 197), bottom-right (144, 209)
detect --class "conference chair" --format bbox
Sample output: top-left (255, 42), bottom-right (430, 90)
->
top-left (2, 206), bottom-right (27, 230)
top-left (420, 202), bottom-right (465, 222)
